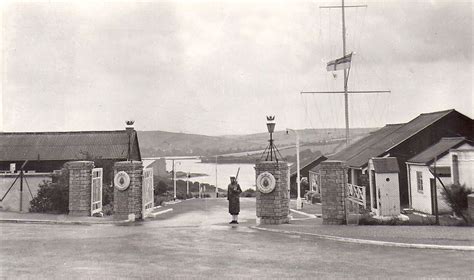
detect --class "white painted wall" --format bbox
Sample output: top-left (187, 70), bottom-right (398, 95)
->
top-left (0, 173), bottom-right (52, 212)
top-left (451, 149), bottom-right (474, 188)
top-left (375, 172), bottom-right (400, 216)
top-left (408, 164), bottom-right (450, 214)
top-left (368, 159), bottom-right (401, 216)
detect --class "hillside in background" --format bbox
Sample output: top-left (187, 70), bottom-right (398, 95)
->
top-left (138, 128), bottom-right (377, 157)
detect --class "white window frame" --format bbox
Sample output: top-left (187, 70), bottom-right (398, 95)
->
top-left (416, 171), bottom-right (423, 193)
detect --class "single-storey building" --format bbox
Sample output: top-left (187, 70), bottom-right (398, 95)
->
top-left (406, 137), bottom-right (473, 214)
top-left (143, 158), bottom-right (168, 178)
top-left (0, 125), bottom-right (141, 212)
top-left (289, 153), bottom-right (327, 198)
top-left (328, 109), bottom-right (473, 207)
top-left (0, 126), bottom-right (141, 175)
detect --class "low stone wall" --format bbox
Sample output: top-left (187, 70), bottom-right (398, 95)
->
top-left (320, 161), bottom-right (347, 225)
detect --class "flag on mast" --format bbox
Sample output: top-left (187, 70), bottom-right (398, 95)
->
top-left (326, 53), bottom-right (353, 72)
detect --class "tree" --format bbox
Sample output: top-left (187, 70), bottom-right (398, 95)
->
top-left (30, 172), bottom-right (69, 213)
top-left (441, 183), bottom-right (472, 220)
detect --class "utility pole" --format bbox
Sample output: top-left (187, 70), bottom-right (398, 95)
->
top-left (215, 155), bottom-right (218, 198)
top-left (19, 169), bottom-right (23, 212)
top-left (302, 1), bottom-right (389, 146)
top-left (433, 157), bottom-right (439, 225)
top-left (186, 171), bottom-right (190, 197)
top-left (342, 0), bottom-right (349, 145)
top-left (172, 159), bottom-right (177, 201)
top-left (287, 129), bottom-right (302, 210)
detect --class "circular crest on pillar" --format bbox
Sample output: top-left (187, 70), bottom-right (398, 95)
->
top-left (256, 172), bottom-right (276, 194)
top-left (114, 171), bottom-right (131, 191)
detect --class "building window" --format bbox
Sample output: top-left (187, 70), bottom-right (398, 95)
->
top-left (416, 171), bottom-right (423, 193)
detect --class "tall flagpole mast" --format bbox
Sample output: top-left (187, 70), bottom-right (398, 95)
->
top-left (341, 0), bottom-right (349, 145)
top-left (302, 2), bottom-right (389, 146)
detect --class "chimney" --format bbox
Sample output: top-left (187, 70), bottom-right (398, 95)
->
top-left (125, 120), bottom-right (135, 161)
top-left (126, 120), bottom-right (135, 131)
top-left (452, 153), bottom-right (459, 185)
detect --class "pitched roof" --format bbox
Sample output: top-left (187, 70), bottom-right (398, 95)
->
top-left (372, 157), bottom-right (400, 173)
top-left (407, 137), bottom-right (469, 165)
top-left (290, 153), bottom-right (326, 177)
top-left (0, 130), bottom-right (140, 161)
top-left (329, 123), bottom-right (403, 168)
top-left (330, 109), bottom-right (463, 168)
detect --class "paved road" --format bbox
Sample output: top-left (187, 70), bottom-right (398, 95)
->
top-left (1, 198), bottom-right (472, 279)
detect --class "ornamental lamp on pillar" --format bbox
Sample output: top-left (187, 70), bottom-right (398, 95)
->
top-left (261, 116), bottom-right (281, 162)
top-left (266, 116), bottom-right (276, 161)
top-left (266, 116), bottom-right (275, 134)
top-left (255, 116), bottom-right (290, 225)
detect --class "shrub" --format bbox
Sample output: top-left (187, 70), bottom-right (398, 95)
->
top-left (102, 203), bottom-right (114, 216)
top-left (241, 189), bottom-right (256, 197)
top-left (441, 183), bottom-right (472, 218)
top-left (30, 180), bottom-right (69, 213)
top-left (155, 180), bottom-right (168, 196)
top-left (176, 192), bottom-right (193, 200)
top-left (102, 183), bottom-right (114, 207)
top-left (154, 195), bottom-right (168, 206)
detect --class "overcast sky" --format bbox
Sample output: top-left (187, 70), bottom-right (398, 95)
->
top-left (0, 0), bottom-right (472, 135)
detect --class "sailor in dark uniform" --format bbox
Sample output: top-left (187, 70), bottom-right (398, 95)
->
top-left (227, 175), bottom-right (242, 224)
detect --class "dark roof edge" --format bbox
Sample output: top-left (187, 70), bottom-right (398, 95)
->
top-left (301, 155), bottom-right (326, 169)
top-left (290, 155), bottom-right (327, 176)
top-left (408, 139), bottom-right (469, 165)
top-left (385, 123), bottom-right (406, 127)
top-left (418, 108), bottom-right (455, 116)
top-left (386, 109), bottom-right (459, 152)
top-left (0, 130), bottom-right (127, 135)
top-left (332, 125), bottom-right (401, 169)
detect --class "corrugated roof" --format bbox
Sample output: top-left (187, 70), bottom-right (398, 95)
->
top-left (330, 109), bottom-right (458, 168)
top-left (407, 137), bottom-right (468, 164)
top-left (0, 130), bottom-right (135, 161)
top-left (372, 157), bottom-right (400, 173)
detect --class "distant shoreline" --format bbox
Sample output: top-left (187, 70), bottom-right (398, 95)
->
top-left (200, 156), bottom-right (258, 164)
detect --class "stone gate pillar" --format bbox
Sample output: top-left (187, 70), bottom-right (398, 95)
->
top-left (255, 161), bottom-right (290, 225)
top-left (67, 161), bottom-right (94, 216)
top-left (320, 161), bottom-right (347, 225)
top-left (113, 161), bottom-right (143, 221)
